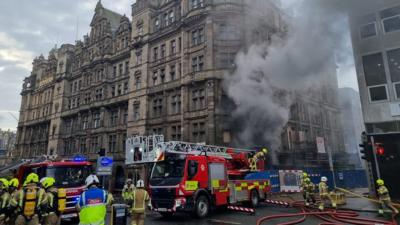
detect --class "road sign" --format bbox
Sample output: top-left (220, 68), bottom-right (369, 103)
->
top-left (97, 156), bottom-right (113, 176)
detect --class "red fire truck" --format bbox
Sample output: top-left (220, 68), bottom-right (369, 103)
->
top-left (149, 141), bottom-right (271, 218)
top-left (16, 158), bottom-right (93, 221)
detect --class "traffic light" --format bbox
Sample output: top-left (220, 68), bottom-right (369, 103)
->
top-left (375, 143), bottom-right (385, 156)
top-left (359, 143), bottom-right (371, 161)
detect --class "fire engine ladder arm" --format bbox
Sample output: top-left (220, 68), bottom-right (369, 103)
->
top-left (157, 141), bottom-right (254, 159)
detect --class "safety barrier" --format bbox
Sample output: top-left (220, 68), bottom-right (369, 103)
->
top-left (227, 205), bottom-right (255, 215)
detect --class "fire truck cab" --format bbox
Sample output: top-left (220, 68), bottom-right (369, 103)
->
top-left (149, 142), bottom-right (271, 218)
top-left (16, 159), bottom-right (93, 221)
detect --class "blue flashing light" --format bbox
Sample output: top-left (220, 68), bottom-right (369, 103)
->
top-left (100, 157), bottom-right (113, 166)
top-left (73, 155), bottom-right (87, 162)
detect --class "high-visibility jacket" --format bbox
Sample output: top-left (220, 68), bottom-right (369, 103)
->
top-left (305, 183), bottom-right (315, 193)
top-left (77, 187), bottom-right (110, 225)
top-left (377, 185), bottom-right (390, 201)
top-left (10, 186), bottom-right (47, 210)
top-left (122, 184), bottom-right (135, 201)
top-left (131, 189), bottom-right (149, 214)
top-left (0, 191), bottom-right (10, 215)
top-left (318, 182), bottom-right (328, 196)
top-left (45, 187), bottom-right (59, 214)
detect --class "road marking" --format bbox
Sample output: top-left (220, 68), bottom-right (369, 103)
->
top-left (208, 219), bottom-right (242, 225)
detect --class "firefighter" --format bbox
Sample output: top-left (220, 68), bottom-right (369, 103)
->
top-left (300, 172), bottom-right (309, 203)
top-left (10, 173), bottom-right (48, 225)
top-left (376, 179), bottom-right (398, 216)
top-left (130, 180), bottom-right (150, 225)
top-left (0, 178), bottom-right (10, 225)
top-left (122, 178), bottom-right (135, 206)
top-left (249, 148), bottom-right (268, 171)
top-left (40, 177), bottom-right (60, 225)
top-left (318, 176), bottom-right (332, 210)
top-left (76, 175), bottom-right (112, 225)
top-left (7, 178), bottom-right (19, 225)
top-left (304, 178), bottom-right (316, 206)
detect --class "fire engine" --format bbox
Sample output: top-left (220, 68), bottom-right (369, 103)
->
top-left (16, 157), bottom-right (93, 221)
top-left (148, 141), bottom-right (271, 218)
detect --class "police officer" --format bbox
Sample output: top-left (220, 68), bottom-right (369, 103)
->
top-left (7, 178), bottom-right (19, 225)
top-left (130, 180), bottom-right (150, 225)
top-left (40, 177), bottom-right (60, 225)
top-left (304, 178), bottom-right (316, 206)
top-left (122, 178), bottom-right (135, 206)
top-left (76, 175), bottom-right (112, 225)
top-left (376, 179), bottom-right (398, 216)
top-left (0, 179), bottom-right (10, 225)
top-left (10, 173), bottom-right (48, 225)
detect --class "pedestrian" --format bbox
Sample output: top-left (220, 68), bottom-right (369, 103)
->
top-left (7, 178), bottom-right (20, 225)
top-left (0, 178), bottom-right (10, 225)
top-left (10, 173), bottom-right (48, 225)
top-left (40, 177), bottom-right (62, 225)
top-left (130, 180), bottom-right (150, 225)
top-left (123, 178), bottom-right (135, 206)
top-left (304, 178), bottom-right (316, 206)
top-left (76, 175), bottom-right (113, 225)
top-left (318, 176), bottom-right (335, 210)
top-left (376, 179), bottom-right (398, 216)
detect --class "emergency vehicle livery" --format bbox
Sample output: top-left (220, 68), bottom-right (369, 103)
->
top-left (17, 159), bottom-right (93, 221)
top-left (148, 141), bottom-right (271, 218)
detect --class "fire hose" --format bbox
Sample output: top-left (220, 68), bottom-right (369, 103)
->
top-left (257, 199), bottom-right (398, 225)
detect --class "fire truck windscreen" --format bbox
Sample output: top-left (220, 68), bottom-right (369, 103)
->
top-left (150, 159), bottom-right (185, 186)
top-left (46, 165), bottom-right (93, 188)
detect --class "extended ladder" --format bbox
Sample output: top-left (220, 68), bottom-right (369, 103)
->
top-left (156, 141), bottom-right (255, 159)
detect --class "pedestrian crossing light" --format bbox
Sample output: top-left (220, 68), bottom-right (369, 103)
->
top-left (376, 144), bottom-right (385, 156)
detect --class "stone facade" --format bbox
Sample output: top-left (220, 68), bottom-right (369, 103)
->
top-left (15, 0), bottom-right (344, 187)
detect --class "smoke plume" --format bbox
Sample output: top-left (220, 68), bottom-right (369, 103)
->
top-left (224, 0), bottom-right (380, 163)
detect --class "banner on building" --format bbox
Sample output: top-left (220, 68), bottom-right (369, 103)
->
top-left (316, 137), bottom-right (326, 153)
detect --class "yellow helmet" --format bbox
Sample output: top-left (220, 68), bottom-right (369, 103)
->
top-left (261, 148), bottom-right (268, 154)
top-left (41, 177), bottom-right (56, 189)
top-left (0, 178), bottom-right (9, 189)
top-left (9, 178), bottom-right (19, 188)
top-left (376, 179), bottom-right (384, 186)
top-left (302, 172), bottom-right (308, 178)
top-left (25, 173), bottom-right (39, 184)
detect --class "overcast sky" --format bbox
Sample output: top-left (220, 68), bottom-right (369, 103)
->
top-left (0, 0), bottom-right (358, 131)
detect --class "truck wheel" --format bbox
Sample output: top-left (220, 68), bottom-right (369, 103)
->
top-left (250, 189), bottom-right (259, 207)
top-left (194, 195), bottom-right (209, 218)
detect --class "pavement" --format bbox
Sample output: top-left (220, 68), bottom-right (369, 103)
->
top-left (63, 191), bottom-right (398, 225)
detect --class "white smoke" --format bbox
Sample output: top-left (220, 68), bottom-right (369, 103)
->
top-left (224, 0), bottom-right (379, 163)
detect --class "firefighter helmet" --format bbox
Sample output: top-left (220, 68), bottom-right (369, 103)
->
top-left (321, 176), bottom-right (328, 182)
top-left (9, 178), bottom-right (19, 188)
top-left (126, 178), bottom-right (132, 184)
top-left (261, 148), bottom-right (268, 154)
top-left (302, 172), bottom-right (308, 178)
top-left (305, 178), bottom-right (311, 183)
top-left (376, 179), bottom-right (384, 186)
top-left (0, 178), bottom-right (9, 189)
top-left (42, 177), bottom-right (56, 189)
top-left (25, 173), bottom-right (39, 184)
top-left (85, 175), bottom-right (100, 187)
top-left (136, 179), bottom-right (144, 188)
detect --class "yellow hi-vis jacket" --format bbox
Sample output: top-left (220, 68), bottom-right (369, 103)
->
top-left (318, 182), bottom-right (328, 196)
top-left (0, 191), bottom-right (10, 216)
top-left (130, 189), bottom-right (150, 214)
top-left (378, 185), bottom-right (390, 201)
top-left (10, 185), bottom-right (47, 216)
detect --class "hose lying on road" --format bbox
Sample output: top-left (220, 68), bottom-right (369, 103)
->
top-left (257, 200), bottom-right (397, 225)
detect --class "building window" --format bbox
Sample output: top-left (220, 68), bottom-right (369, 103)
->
top-left (136, 50), bottom-right (142, 65)
top-left (95, 88), bottom-right (103, 101)
top-left (153, 97), bottom-right (163, 118)
top-left (123, 108), bottom-right (128, 123)
top-left (192, 122), bottom-right (205, 142)
top-left (169, 11), bottom-right (175, 24)
top-left (138, 25), bottom-right (143, 35)
top-left (362, 53), bottom-right (387, 86)
top-left (124, 82), bottom-right (128, 94)
top-left (191, 27), bottom-right (205, 46)
top-left (360, 22), bottom-right (377, 39)
top-left (164, 13), bottom-right (169, 26)
top-left (110, 110), bottom-right (118, 126)
top-left (198, 55), bottom-right (204, 71)
top-left (368, 85), bottom-right (388, 102)
top-left (82, 115), bottom-right (89, 130)
top-left (80, 138), bottom-right (87, 153)
top-left (161, 44), bottom-right (166, 58)
top-left (113, 66), bottom-right (117, 77)
top-left (380, 5), bottom-right (400, 33)
top-left (191, 0), bottom-right (204, 9)
top-left (192, 30), bottom-right (198, 46)
top-left (160, 68), bottom-right (165, 83)
top-left (93, 112), bottom-right (101, 128)
top-left (192, 88), bottom-right (205, 110)
top-left (111, 86), bottom-right (115, 97)
top-left (153, 47), bottom-right (158, 61)
top-left (387, 48), bottom-right (400, 82)
top-left (171, 125), bottom-right (181, 140)
top-left (170, 65), bottom-right (176, 80)
top-left (119, 64), bottom-right (123, 76)
top-left (192, 55), bottom-right (204, 72)
top-left (394, 82), bottom-right (400, 99)
top-left (178, 37), bottom-right (181, 52)
top-left (133, 103), bottom-right (140, 120)
top-left (192, 57), bottom-right (198, 72)
top-left (171, 94), bottom-right (181, 114)
top-left (170, 40), bottom-right (176, 55)
top-left (117, 84), bottom-right (122, 96)
top-left (153, 70), bottom-right (158, 86)
top-left (135, 75), bottom-right (141, 89)
top-left (155, 18), bottom-right (160, 30)
top-left (108, 134), bottom-right (117, 153)
top-left (125, 61), bottom-right (129, 75)
top-left (152, 128), bottom-right (163, 135)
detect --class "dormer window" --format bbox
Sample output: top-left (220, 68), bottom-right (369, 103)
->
top-left (155, 18), bottom-right (160, 30)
